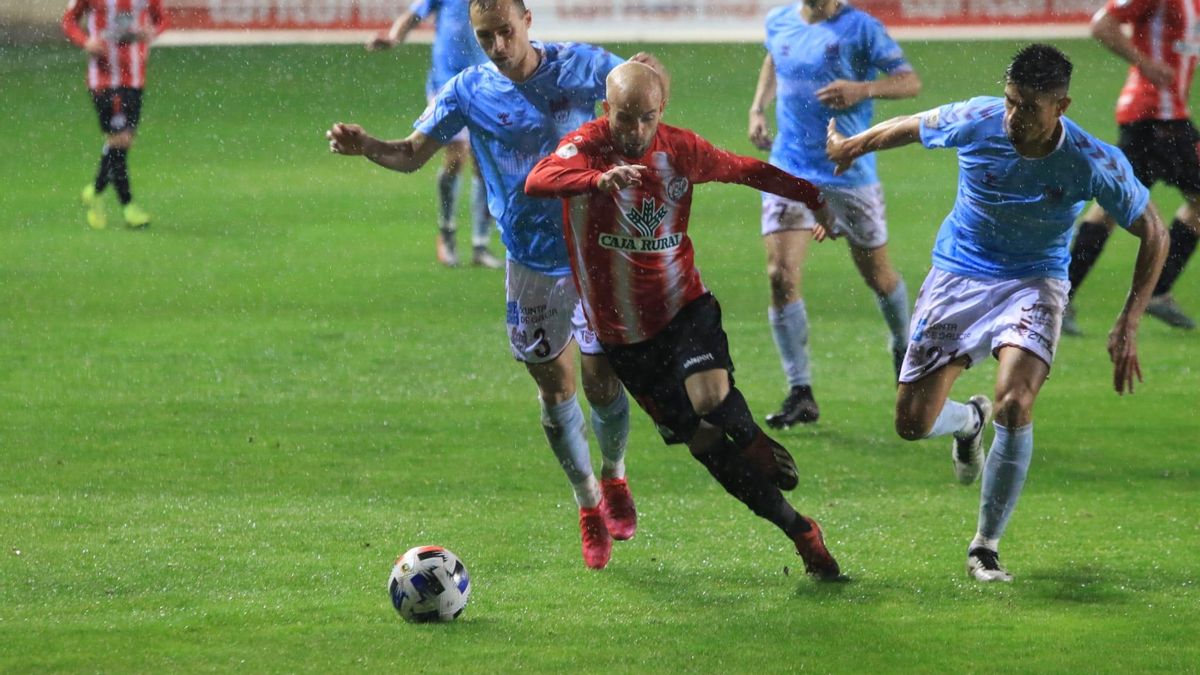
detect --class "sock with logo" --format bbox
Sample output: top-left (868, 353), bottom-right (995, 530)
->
top-left (769, 299), bottom-right (811, 388)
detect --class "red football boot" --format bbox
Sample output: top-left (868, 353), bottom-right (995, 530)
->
top-left (579, 505), bottom-right (613, 570)
top-left (791, 515), bottom-right (842, 581)
top-left (600, 477), bottom-right (637, 541)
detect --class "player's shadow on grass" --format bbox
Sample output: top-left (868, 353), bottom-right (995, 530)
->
top-left (1019, 565), bottom-right (1132, 605)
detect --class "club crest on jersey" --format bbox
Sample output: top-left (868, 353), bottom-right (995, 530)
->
top-left (601, 198), bottom-right (682, 253)
top-left (666, 176), bottom-right (689, 202)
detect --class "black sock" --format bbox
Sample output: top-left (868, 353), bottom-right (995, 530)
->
top-left (109, 148), bottom-right (132, 204)
top-left (1068, 219), bottom-right (1112, 300)
top-left (94, 146), bottom-right (112, 192)
top-left (690, 440), bottom-right (801, 534)
top-left (700, 386), bottom-right (759, 449)
top-left (1154, 219), bottom-right (1199, 296)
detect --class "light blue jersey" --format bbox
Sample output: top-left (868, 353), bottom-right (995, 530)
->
top-left (765, 2), bottom-right (910, 187)
top-left (408, 0), bottom-right (488, 96)
top-left (919, 96), bottom-right (1151, 280)
top-left (415, 41), bottom-right (623, 275)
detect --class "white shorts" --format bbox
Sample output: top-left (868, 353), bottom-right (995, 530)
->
top-left (761, 183), bottom-right (888, 249)
top-left (898, 268), bottom-right (1069, 383)
top-left (505, 259), bottom-right (601, 363)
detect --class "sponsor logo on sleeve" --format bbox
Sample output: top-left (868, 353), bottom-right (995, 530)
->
top-left (556, 143), bottom-right (579, 159)
top-left (922, 109), bottom-right (941, 129)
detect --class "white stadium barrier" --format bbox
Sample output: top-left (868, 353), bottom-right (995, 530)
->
top-left (157, 0), bottom-right (1096, 45)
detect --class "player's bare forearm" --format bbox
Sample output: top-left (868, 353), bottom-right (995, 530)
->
top-left (363, 138), bottom-right (427, 173)
top-left (750, 55), bottom-right (777, 114)
top-left (850, 114), bottom-right (921, 155)
top-left (1121, 206), bottom-right (1169, 322)
top-left (867, 70), bottom-right (922, 100)
top-left (1091, 11), bottom-right (1144, 68)
top-left (827, 114), bottom-right (920, 174)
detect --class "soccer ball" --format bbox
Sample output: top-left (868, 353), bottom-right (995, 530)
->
top-left (388, 545), bottom-right (471, 623)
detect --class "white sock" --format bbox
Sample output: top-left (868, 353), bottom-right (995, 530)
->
top-left (591, 389), bottom-right (630, 480)
top-left (875, 277), bottom-right (911, 350)
top-left (969, 534), bottom-right (1000, 553)
top-left (977, 422), bottom-right (1034, 542)
top-left (769, 300), bottom-right (811, 387)
top-left (925, 399), bottom-right (981, 439)
top-left (539, 395), bottom-right (596, 506)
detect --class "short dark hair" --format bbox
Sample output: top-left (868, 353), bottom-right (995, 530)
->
top-left (470, 0), bottom-right (527, 13)
top-left (1005, 43), bottom-right (1073, 93)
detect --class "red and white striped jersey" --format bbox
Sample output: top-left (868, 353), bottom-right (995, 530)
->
top-left (62, 0), bottom-right (166, 91)
top-left (1106, 0), bottom-right (1200, 123)
top-left (526, 119), bottom-right (823, 345)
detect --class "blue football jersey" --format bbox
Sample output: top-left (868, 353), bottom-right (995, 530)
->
top-left (764, 2), bottom-right (911, 187)
top-left (415, 41), bottom-right (624, 275)
top-left (918, 96), bottom-right (1151, 280)
top-left (408, 0), bottom-right (488, 95)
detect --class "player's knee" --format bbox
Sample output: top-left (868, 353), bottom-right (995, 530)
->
top-left (894, 407), bottom-right (930, 441)
top-left (689, 389), bottom-right (725, 417)
top-left (107, 132), bottom-right (133, 149)
top-left (581, 376), bottom-right (620, 408)
top-left (993, 389), bottom-right (1035, 427)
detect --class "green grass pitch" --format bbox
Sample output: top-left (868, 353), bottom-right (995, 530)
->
top-left (1, 38), bottom-right (1197, 672)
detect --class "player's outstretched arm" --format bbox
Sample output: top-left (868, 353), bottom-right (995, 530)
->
top-left (368, 10), bottom-right (421, 51)
top-left (1108, 204), bottom-right (1169, 395)
top-left (748, 54), bottom-right (776, 151)
top-left (825, 114), bottom-right (921, 175)
top-left (326, 123), bottom-right (441, 173)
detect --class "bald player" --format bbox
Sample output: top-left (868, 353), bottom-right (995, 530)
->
top-left (525, 62), bottom-right (844, 580)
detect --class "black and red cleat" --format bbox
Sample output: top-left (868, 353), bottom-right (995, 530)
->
top-left (792, 516), bottom-right (842, 581)
top-left (742, 430), bottom-right (799, 491)
top-left (600, 477), bottom-right (637, 541)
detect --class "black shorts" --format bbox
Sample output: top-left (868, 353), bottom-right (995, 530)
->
top-left (1118, 119), bottom-right (1200, 193)
top-left (91, 87), bottom-right (143, 134)
top-left (602, 293), bottom-right (734, 445)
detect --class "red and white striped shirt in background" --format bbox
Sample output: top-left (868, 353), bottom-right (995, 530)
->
top-left (1107, 0), bottom-right (1200, 123)
top-left (526, 118), bottom-right (824, 346)
top-left (62, 0), bottom-right (166, 91)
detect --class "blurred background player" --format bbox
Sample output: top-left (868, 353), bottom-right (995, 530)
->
top-left (827, 44), bottom-right (1167, 582)
top-left (748, 0), bottom-right (921, 427)
top-left (63, 0), bottom-right (165, 230)
top-left (526, 62), bottom-right (841, 580)
top-left (330, 0), bottom-right (669, 570)
top-left (1064, 0), bottom-right (1200, 334)
top-left (368, 0), bottom-right (501, 268)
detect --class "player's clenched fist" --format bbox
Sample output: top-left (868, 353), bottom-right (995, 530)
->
top-left (597, 164), bottom-right (647, 192)
top-left (327, 122), bottom-right (369, 156)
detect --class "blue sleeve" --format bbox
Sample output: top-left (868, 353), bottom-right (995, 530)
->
top-left (413, 74), bottom-right (467, 143)
top-left (919, 99), bottom-right (984, 150)
top-left (865, 17), bottom-right (910, 74)
top-left (408, 0), bottom-right (436, 21)
top-left (583, 44), bottom-right (625, 102)
top-left (1091, 143), bottom-right (1151, 230)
